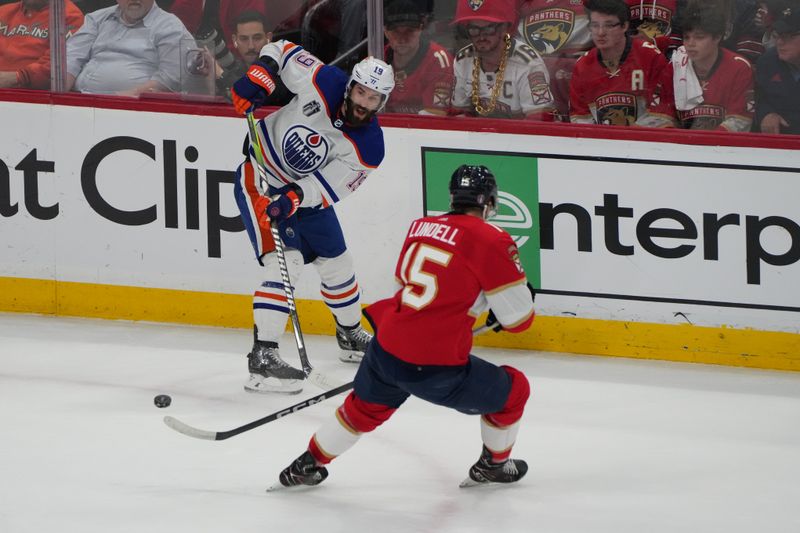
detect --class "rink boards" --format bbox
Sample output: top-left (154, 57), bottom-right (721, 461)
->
top-left (1, 97), bottom-right (799, 370)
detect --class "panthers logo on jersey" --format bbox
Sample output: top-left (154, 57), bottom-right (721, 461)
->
top-left (595, 93), bottom-right (637, 126)
top-left (630, 5), bottom-right (673, 39)
top-left (522, 9), bottom-right (574, 55)
top-left (282, 125), bottom-right (329, 174)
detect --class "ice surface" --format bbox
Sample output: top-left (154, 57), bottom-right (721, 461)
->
top-left (1, 313), bottom-right (799, 533)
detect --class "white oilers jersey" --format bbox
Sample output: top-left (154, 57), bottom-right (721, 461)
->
top-left (251, 40), bottom-right (385, 208)
top-left (453, 37), bottom-right (555, 119)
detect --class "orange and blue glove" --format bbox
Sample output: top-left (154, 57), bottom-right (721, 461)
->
top-left (254, 184), bottom-right (303, 228)
top-left (231, 60), bottom-right (278, 115)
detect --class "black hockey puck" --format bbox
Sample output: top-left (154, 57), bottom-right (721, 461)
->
top-left (154, 394), bottom-right (172, 408)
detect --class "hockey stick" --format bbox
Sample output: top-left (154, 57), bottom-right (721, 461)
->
top-left (164, 380), bottom-right (355, 441)
top-left (245, 111), bottom-right (340, 391)
top-left (162, 325), bottom-right (493, 441)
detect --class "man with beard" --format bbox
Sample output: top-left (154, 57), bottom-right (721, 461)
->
top-left (65, 0), bottom-right (194, 95)
top-left (383, 0), bottom-right (454, 115)
top-left (0, 0), bottom-right (84, 89)
top-left (230, 41), bottom-right (395, 394)
top-left (452, 0), bottom-right (556, 120)
top-left (570, 0), bottom-right (676, 127)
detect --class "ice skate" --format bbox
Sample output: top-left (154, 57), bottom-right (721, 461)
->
top-left (244, 340), bottom-right (305, 395)
top-left (459, 446), bottom-right (528, 488)
top-left (335, 320), bottom-right (372, 363)
top-left (268, 451), bottom-right (329, 491)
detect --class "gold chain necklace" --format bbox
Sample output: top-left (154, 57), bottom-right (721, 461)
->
top-left (471, 34), bottom-right (512, 116)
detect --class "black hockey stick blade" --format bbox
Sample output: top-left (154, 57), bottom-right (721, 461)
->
top-left (163, 381), bottom-right (354, 441)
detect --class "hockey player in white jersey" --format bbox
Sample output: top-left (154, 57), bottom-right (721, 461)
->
top-left (230, 41), bottom-right (395, 394)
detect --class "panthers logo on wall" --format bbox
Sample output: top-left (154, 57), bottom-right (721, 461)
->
top-left (522, 9), bottom-right (574, 55)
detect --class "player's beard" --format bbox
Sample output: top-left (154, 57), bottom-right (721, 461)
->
top-left (342, 97), bottom-right (378, 127)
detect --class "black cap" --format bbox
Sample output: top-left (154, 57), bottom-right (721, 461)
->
top-left (449, 165), bottom-right (498, 213)
top-left (385, 0), bottom-right (424, 28)
top-left (773, 5), bottom-right (800, 34)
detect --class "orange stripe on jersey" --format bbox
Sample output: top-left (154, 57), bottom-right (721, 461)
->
top-left (254, 291), bottom-right (287, 302)
top-left (320, 284), bottom-right (358, 300)
top-left (243, 162), bottom-right (273, 249)
top-left (282, 42), bottom-right (297, 54)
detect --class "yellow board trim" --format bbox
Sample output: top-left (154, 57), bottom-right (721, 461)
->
top-left (2, 276), bottom-right (798, 372)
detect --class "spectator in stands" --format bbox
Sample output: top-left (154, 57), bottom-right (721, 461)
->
top-left (232, 10), bottom-right (271, 65)
top-left (755, 3), bottom-right (800, 134)
top-left (65, 0), bottom-right (194, 95)
top-left (168, 0), bottom-right (266, 55)
top-left (626, 0), bottom-right (683, 56)
top-left (516, 0), bottom-right (594, 121)
top-left (0, 0), bottom-right (84, 89)
top-left (383, 0), bottom-right (454, 115)
top-left (452, 0), bottom-right (557, 120)
top-left (672, 3), bottom-right (754, 131)
top-left (570, 0), bottom-right (676, 127)
top-left (719, 0), bottom-right (765, 63)
top-left (220, 10), bottom-right (292, 106)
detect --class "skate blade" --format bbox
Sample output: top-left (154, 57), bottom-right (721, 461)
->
top-left (458, 477), bottom-right (486, 488)
top-left (338, 350), bottom-right (363, 364)
top-left (266, 482), bottom-right (316, 493)
top-left (244, 385), bottom-right (304, 395)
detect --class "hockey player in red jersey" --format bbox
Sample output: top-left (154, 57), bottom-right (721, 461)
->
top-left (673, 4), bottom-right (754, 131)
top-left (275, 165), bottom-right (536, 489)
top-left (570, 0), bottom-right (677, 127)
top-left (383, 0), bottom-right (454, 115)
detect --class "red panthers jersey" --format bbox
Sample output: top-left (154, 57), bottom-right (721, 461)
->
top-left (365, 214), bottom-right (535, 366)
top-left (385, 39), bottom-right (454, 115)
top-left (570, 37), bottom-right (676, 127)
top-left (677, 48), bottom-right (754, 132)
top-left (517, 0), bottom-right (592, 57)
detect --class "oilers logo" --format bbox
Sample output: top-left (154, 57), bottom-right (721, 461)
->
top-left (282, 125), bottom-right (329, 174)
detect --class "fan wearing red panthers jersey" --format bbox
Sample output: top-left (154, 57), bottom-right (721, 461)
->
top-left (275, 165), bottom-right (536, 490)
top-left (382, 0), bottom-right (454, 115)
top-left (570, 0), bottom-right (677, 127)
top-left (674, 4), bottom-right (754, 131)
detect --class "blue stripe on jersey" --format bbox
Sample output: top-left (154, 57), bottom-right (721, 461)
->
top-left (325, 295), bottom-right (360, 309)
top-left (254, 303), bottom-right (289, 313)
top-left (282, 45), bottom-right (303, 70)
top-left (313, 170), bottom-right (340, 203)
top-left (322, 275), bottom-right (356, 291)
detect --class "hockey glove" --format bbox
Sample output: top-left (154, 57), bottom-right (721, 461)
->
top-left (485, 283), bottom-right (536, 332)
top-left (231, 60), bottom-right (277, 115)
top-left (265, 184), bottom-right (303, 224)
